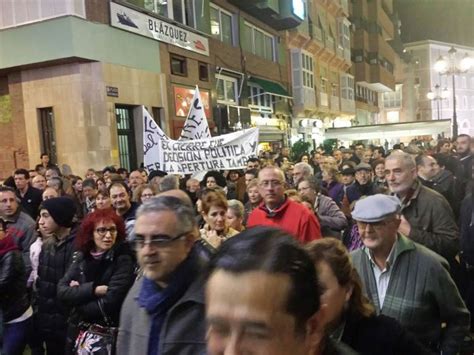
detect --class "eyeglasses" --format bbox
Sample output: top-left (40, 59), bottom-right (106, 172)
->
top-left (134, 231), bottom-right (190, 249)
top-left (356, 221), bottom-right (388, 230)
top-left (258, 180), bottom-right (283, 188)
top-left (95, 227), bottom-right (118, 236)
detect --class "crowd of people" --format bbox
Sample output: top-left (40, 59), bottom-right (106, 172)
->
top-left (0, 133), bottom-right (472, 354)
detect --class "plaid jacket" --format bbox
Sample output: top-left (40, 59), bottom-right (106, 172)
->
top-left (352, 235), bottom-right (470, 354)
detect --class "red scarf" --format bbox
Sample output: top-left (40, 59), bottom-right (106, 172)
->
top-left (0, 234), bottom-right (18, 256)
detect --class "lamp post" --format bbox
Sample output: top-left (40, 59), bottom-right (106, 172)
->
top-left (426, 84), bottom-right (449, 120)
top-left (434, 46), bottom-right (473, 139)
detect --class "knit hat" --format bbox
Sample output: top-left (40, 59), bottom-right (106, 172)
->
top-left (352, 194), bottom-right (401, 223)
top-left (40, 197), bottom-right (76, 227)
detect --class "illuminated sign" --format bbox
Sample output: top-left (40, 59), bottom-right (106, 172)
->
top-left (292, 0), bottom-right (305, 20)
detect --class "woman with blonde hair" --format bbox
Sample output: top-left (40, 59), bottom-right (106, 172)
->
top-left (305, 238), bottom-right (431, 354)
top-left (132, 184), bottom-right (158, 204)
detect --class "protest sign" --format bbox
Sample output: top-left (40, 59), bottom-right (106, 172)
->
top-left (142, 107), bottom-right (259, 174)
top-left (178, 86), bottom-right (211, 140)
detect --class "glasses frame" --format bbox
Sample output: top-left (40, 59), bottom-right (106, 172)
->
top-left (134, 231), bottom-right (191, 249)
top-left (94, 227), bottom-right (118, 236)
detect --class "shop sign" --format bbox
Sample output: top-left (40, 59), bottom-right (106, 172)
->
top-left (110, 2), bottom-right (209, 56)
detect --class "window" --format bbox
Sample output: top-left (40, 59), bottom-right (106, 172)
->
top-left (302, 52), bottom-right (314, 89)
top-left (248, 84), bottom-right (276, 111)
top-left (170, 55), bottom-right (187, 76)
top-left (242, 22), bottom-right (275, 61)
top-left (338, 19), bottom-right (350, 49)
top-left (321, 78), bottom-right (328, 93)
top-left (382, 84), bottom-right (402, 108)
top-left (340, 75), bottom-right (354, 100)
top-left (210, 4), bottom-right (233, 45)
top-left (115, 105), bottom-right (137, 171)
top-left (198, 62), bottom-right (209, 81)
top-left (216, 74), bottom-right (238, 104)
top-left (136, 0), bottom-right (202, 29)
top-left (38, 107), bottom-right (57, 164)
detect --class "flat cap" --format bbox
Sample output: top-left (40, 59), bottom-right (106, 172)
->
top-left (148, 169), bottom-right (167, 180)
top-left (341, 167), bottom-right (355, 175)
top-left (355, 162), bottom-right (372, 171)
top-left (352, 194), bottom-right (401, 222)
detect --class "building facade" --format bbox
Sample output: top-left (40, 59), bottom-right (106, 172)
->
top-left (285, 0), bottom-right (355, 148)
top-left (403, 40), bottom-right (474, 137)
top-left (0, 0), bottom-right (303, 178)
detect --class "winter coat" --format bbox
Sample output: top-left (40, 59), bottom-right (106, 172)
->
top-left (57, 242), bottom-right (136, 327)
top-left (314, 194), bottom-right (348, 233)
top-left (419, 170), bottom-right (462, 218)
top-left (0, 248), bottom-right (30, 322)
top-left (352, 235), bottom-right (470, 354)
top-left (35, 228), bottom-right (77, 339)
top-left (398, 181), bottom-right (459, 261)
top-left (4, 210), bottom-right (37, 276)
top-left (116, 246), bottom-right (207, 355)
top-left (341, 313), bottom-right (434, 354)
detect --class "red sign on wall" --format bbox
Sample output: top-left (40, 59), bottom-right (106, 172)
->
top-left (174, 86), bottom-right (211, 118)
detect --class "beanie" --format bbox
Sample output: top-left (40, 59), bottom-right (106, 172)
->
top-left (41, 197), bottom-right (76, 227)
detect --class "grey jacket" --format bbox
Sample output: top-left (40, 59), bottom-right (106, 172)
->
top-left (352, 235), bottom-right (469, 354)
top-left (4, 210), bottom-right (37, 276)
top-left (117, 273), bottom-right (206, 355)
top-left (315, 194), bottom-right (348, 231)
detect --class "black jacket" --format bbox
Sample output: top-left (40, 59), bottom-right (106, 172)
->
top-left (0, 249), bottom-right (30, 322)
top-left (17, 185), bottom-right (43, 220)
top-left (36, 228), bottom-right (77, 338)
top-left (341, 313), bottom-right (434, 355)
top-left (57, 242), bottom-right (136, 326)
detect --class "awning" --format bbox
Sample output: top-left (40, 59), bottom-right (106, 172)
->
top-left (325, 119), bottom-right (452, 140)
top-left (248, 77), bottom-right (291, 99)
top-left (258, 126), bottom-right (285, 142)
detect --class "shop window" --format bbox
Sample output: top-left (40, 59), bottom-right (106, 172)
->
top-left (38, 107), bottom-right (57, 164)
top-left (199, 62), bottom-right (209, 81)
top-left (170, 54), bottom-right (187, 76)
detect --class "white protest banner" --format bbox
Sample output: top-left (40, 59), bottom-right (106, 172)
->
top-left (143, 107), bottom-right (259, 174)
top-left (179, 86), bottom-right (211, 140)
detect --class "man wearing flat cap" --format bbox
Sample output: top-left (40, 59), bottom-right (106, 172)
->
top-left (345, 162), bottom-right (380, 204)
top-left (351, 194), bottom-right (470, 354)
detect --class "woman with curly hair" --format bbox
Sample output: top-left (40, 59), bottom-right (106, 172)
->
top-left (57, 208), bottom-right (136, 354)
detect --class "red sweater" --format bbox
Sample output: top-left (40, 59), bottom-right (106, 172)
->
top-left (247, 198), bottom-right (322, 243)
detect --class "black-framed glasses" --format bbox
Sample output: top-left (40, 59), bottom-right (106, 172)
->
top-left (134, 231), bottom-right (190, 248)
top-left (95, 227), bottom-right (118, 236)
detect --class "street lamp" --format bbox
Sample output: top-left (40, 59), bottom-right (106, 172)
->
top-left (426, 84), bottom-right (449, 120)
top-left (434, 46), bottom-right (473, 139)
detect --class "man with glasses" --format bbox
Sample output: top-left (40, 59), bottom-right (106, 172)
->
top-left (351, 194), bottom-right (469, 354)
top-left (247, 166), bottom-right (321, 243)
top-left (117, 195), bottom-right (207, 355)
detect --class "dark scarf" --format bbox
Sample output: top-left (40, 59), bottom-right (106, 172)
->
top-left (0, 234), bottom-right (18, 256)
top-left (138, 250), bottom-right (198, 355)
top-left (356, 181), bottom-right (374, 196)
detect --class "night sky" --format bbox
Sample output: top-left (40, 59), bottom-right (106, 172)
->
top-left (394, 0), bottom-right (474, 47)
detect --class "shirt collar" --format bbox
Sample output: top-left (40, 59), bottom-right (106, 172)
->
top-left (365, 236), bottom-right (399, 271)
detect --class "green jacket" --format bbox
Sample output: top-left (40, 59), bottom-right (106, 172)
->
top-left (352, 235), bottom-right (469, 354)
top-left (398, 181), bottom-right (459, 261)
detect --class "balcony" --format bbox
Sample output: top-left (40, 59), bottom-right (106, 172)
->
top-left (310, 25), bottom-right (324, 44)
top-left (293, 87), bottom-right (316, 109)
top-left (330, 95), bottom-right (340, 111)
top-left (340, 0), bottom-right (349, 16)
top-left (326, 36), bottom-right (336, 53)
top-left (320, 92), bottom-right (329, 107)
top-left (228, 0), bottom-right (303, 30)
top-left (341, 98), bottom-right (356, 113)
top-left (336, 45), bottom-right (344, 59)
